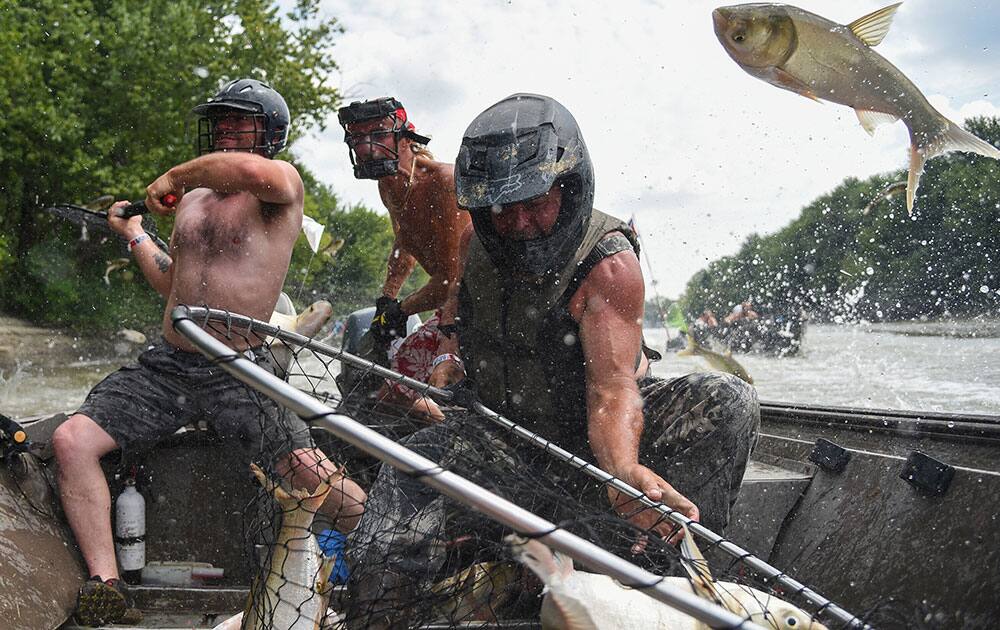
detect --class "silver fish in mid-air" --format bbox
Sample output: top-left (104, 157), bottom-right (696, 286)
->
top-left (213, 464), bottom-right (337, 630)
top-left (713, 3), bottom-right (1000, 213)
top-left (678, 333), bottom-right (754, 384)
top-left (83, 194), bottom-right (115, 212)
top-left (862, 180), bottom-right (907, 215)
top-left (507, 529), bottom-right (826, 630)
top-left (103, 257), bottom-right (132, 285)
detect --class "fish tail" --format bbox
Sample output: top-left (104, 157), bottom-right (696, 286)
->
top-left (907, 118), bottom-right (1000, 214)
top-left (249, 462), bottom-right (335, 514)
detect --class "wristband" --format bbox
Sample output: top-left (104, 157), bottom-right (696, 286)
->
top-left (127, 233), bottom-right (149, 253)
top-left (432, 353), bottom-right (464, 369)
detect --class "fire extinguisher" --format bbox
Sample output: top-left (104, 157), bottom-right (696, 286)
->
top-left (115, 476), bottom-right (146, 585)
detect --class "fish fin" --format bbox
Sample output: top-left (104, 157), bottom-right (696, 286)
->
top-left (506, 536), bottom-right (571, 584)
top-left (854, 108), bottom-right (899, 136)
top-left (678, 526), bottom-right (727, 606)
top-left (210, 611), bottom-right (244, 630)
top-left (545, 595), bottom-right (601, 630)
top-left (847, 2), bottom-right (902, 47)
top-left (906, 145), bottom-right (925, 215)
top-left (316, 555), bottom-right (337, 596)
top-left (768, 67), bottom-right (821, 102)
top-left (906, 120), bottom-right (1000, 213)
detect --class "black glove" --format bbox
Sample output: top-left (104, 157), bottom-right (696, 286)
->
top-left (442, 378), bottom-right (478, 410)
top-left (371, 296), bottom-right (408, 344)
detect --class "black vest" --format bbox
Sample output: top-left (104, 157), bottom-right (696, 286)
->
top-left (458, 209), bottom-right (640, 444)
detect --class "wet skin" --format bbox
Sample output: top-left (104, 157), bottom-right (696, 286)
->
top-left (346, 118), bottom-right (471, 316)
top-left (53, 114), bottom-right (366, 587)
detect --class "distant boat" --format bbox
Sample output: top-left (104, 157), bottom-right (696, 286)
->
top-left (693, 311), bottom-right (807, 356)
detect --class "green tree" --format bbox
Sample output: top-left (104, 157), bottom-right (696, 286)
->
top-left (681, 117), bottom-right (1000, 322)
top-left (0, 0), bottom-right (396, 330)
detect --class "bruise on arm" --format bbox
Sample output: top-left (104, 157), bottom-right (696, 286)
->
top-left (573, 250), bottom-right (646, 476)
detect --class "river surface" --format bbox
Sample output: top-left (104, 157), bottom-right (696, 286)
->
top-left (2, 321), bottom-right (998, 419)
top-left (646, 322), bottom-right (1000, 415)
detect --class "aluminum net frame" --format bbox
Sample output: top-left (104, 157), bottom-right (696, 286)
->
top-left (172, 305), bottom-right (873, 630)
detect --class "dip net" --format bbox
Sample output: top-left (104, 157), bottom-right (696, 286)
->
top-left (178, 307), bottom-right (881, 630)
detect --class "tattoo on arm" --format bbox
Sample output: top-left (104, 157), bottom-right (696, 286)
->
top-left (154, 252), bottom-right (172, 274)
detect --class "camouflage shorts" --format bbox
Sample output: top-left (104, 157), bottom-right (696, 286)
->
top-left (77, 340), bottom-right (313, 458)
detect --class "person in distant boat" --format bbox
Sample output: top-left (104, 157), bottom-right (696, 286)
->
top-left (725, 300), bottom-right (759, 324)
top-left (337, 97), bottom-right (469, 417)
top-left (692, 308), bottom-right (719, 344)
top-left (348, 93), bottom-right (760, 626)
top-left (51, 79), bottom-right (366, 626)
top-left (696, 309), bottom-right (719, 328)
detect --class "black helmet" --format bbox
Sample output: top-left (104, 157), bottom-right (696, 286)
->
top-left (455, 93), bottom-right (595, 275)
top-left (338, 97), bottom-right (432, 179)
top-left (192, 78), bottom-right (290, 158)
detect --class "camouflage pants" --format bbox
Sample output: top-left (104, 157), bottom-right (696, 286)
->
top-left (345, 372), bottom-right (759, 628)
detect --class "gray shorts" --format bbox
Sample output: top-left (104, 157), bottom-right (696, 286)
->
top-left (77, 340), bottom-right (313, 457)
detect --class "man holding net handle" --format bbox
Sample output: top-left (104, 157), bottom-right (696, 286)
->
top-left (51, 78), bottom-right (366, 626)
top-left (431, 93), bottom-right (759, 542)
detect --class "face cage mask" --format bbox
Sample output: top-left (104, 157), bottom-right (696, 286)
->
top-left (340, 100), bottom-right (431, 180)
top-left (343, 123), bottom-right (406, 179)
top-left (197, 115), bottom-right (270, 157)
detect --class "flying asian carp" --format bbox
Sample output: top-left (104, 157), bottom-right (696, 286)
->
top-left (712, 3), bottom-right (1000, 213)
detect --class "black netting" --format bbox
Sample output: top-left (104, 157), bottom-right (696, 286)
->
top-left (183, 310), bottom-right (865, 630)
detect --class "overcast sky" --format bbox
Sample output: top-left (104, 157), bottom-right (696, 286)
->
top-left (292, 0), bottom-right (1000, 298)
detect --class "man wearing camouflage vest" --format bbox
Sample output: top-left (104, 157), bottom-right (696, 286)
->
top-left (347, 94), bottom-right (759, 627)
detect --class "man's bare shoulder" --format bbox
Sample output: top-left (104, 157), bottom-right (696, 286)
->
top-left (419, 157), bottom-right (456, 187)
top-left (572, 247), bottom-right (643, 319)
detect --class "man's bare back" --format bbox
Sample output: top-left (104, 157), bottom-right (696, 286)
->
top-left (162, 188), bottom-right (301, 350)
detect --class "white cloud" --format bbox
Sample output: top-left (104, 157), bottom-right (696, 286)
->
top-left (294, 0), bottom-right (1000, 297)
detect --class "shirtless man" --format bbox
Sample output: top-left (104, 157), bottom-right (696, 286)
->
top-left (51, 79), bottom-right (366, 626)
top-left (338, 98), bottom-right (470, 418)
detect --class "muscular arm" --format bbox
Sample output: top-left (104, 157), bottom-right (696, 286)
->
top-left (131, 237), bottom-right (174, 298)
top-left (146, 152), bottom-right (304, 213)
top-left (107, 201), bottom-right (173, 298)
top-left (573, 249), bottom-right (699, 533)
top-left (574, 252), bottom-right (646, 476)
top-left (428, 223), bottom-right (474, 385)
top-left (399, 272), bottom-right (451, 316)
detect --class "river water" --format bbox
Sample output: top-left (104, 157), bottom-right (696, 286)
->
top-left (2, 321), bottom-right (998, 419)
